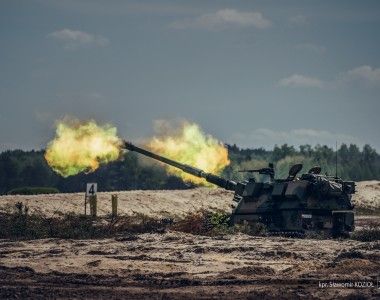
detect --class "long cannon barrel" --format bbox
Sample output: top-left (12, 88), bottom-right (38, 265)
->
top-left (123, 141), bottom-right (237, 191)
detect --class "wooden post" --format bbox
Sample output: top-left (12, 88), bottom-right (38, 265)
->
top-left (89, 195), bottom-right (97, 217)
top-left (111, 194), bottom-right (118, 217)
top-left (84, 195), bottom-right (87, 216)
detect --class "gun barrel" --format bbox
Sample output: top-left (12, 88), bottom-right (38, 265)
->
top-left (123, 141), bottom-right (236, 191)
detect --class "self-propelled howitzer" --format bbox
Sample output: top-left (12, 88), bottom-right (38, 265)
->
top-left (123, 141), bottom-right (355, 236)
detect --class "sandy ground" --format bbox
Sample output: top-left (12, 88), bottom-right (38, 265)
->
top-left (0, 188), bottom-right (232, 219)
top-left (0, 181), bottom-right (379, 299)
top-left (1, 232), bottom-right (379, 299)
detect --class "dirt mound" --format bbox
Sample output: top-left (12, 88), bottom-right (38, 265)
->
top-left (326, 259), bottom-right (379, 275)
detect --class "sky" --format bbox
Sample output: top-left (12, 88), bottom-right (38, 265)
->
top-left (0, 0), bottom-right (379, 151)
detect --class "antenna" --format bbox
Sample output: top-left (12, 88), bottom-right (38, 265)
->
top-left (335, 140), bottom-right (338, 178)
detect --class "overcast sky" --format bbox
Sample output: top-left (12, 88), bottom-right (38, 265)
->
top-left (1, 0), bottom-right (379, 151)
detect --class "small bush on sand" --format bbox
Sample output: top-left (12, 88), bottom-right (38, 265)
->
top-left (0, 203), bottom-right (167, 239)
top-left (172, 212), bottom-right (269, 236)
top-left (233, 220), bottom-right (267, 236)
top-left (351, 225), bottom-right (380, 242)
top-left (0, 203), bottom-right (103, 239)
top-left (8, 187), bottom-right (59, 195)
top-left (108, 214), bottom-right (165, 234)
top-left (171, 210), bottom-right (232, 235)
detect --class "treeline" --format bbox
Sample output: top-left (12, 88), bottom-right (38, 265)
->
top-left (0, 150), bottom-right (187, 195)
top-left (0, 143), bottom-right (379, 194)
top-left (223, 143), bottom-right (380, 182)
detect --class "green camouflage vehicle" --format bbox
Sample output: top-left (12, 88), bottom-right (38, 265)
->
top-left (124, 141), bottom-right (355, 237)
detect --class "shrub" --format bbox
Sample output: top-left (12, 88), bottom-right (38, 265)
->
top-left (0, 203), bottom-right (167, 239)
top-left (233, 220), bottom-right (267, 236)
top-left (172, 210), bottom-right (232, 235)
top-left (109, 214), bottom-right (165, 234)
top-left (171, 210), bottom-right (212, 235)
top-left (351, 225), bottom-right (380, 242)
top-left (7, 187), bottom-right (59, 195)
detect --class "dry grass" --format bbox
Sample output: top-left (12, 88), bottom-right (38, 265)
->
top-left (0, 203), bottom-right (262, 239)
top-left (0, 202), bottom-right (166, 239)
top-left (351, 225), bottom-right (380, 242)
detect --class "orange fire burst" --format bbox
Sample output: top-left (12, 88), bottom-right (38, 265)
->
top-left (45, 119), bottom-right (122, 177)
top-left (147, 121), bottom-right (230, 185)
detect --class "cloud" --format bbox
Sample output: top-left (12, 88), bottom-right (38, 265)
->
top-left (170, 9), bottom-right (272, 30)
top-left (278, 74), bottom-right (324, 88)
top-left (295, 43), bottom-right (326, 54)
top-left (278, 65), bottom-right (380, 89)
top-left (230, 128), bottom-right (359, 149)
top-left (289, 15), bottom-right (308, 25)
top-left (338, 65), bottom-right (380, 87)
top-left (48, 29), bottom-right (109, 49)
